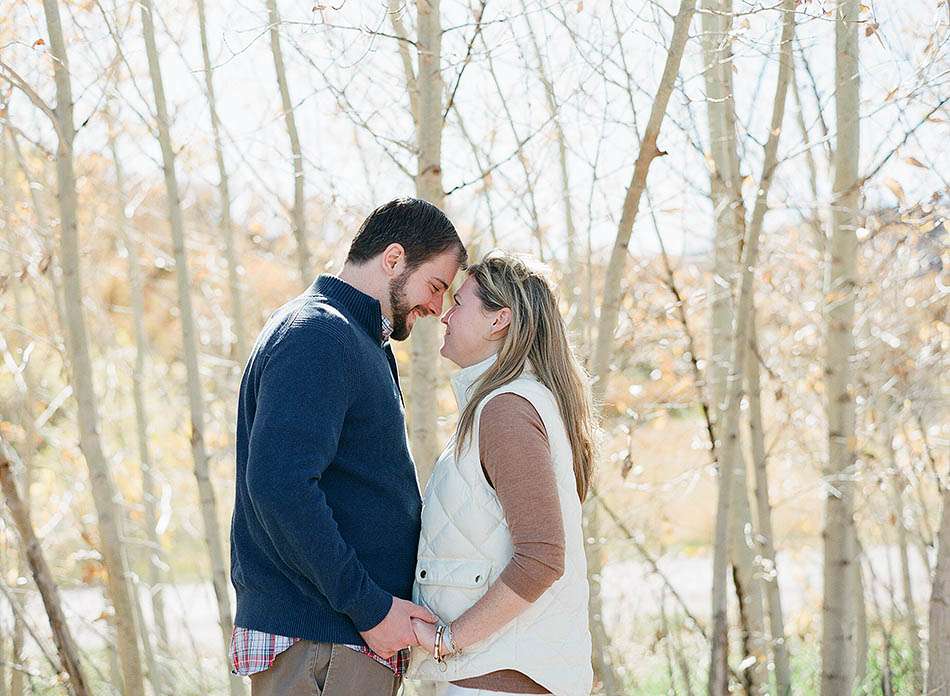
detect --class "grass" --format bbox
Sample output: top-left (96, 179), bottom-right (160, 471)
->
top-left (610, 631), bottom-right (924, 695)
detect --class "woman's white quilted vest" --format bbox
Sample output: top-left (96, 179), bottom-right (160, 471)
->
top-left (408, 355), bottom-right (593, 696)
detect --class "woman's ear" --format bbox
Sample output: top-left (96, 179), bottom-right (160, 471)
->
top-left (380, 243), bottom-right (406, 277)
top-left (489, 307), bottom-right (512, 339)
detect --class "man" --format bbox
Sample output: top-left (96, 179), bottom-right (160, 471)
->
top-left (229, 198), bottom-right (467, 695)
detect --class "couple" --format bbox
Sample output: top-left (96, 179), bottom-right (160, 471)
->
top-left (229, 198), bottom-right (595, 696)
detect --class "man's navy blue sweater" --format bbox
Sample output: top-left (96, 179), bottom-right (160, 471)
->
top-left (230, 275), bottom-right (421, 643)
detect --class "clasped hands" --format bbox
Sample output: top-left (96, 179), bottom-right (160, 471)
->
top-left (359, 596), bottom-right (442, 658)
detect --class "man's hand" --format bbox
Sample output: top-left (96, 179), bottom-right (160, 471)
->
top-left (359, 597), bottom-right (438, 658)
top-left (410, 618), bottom-right (437, 656)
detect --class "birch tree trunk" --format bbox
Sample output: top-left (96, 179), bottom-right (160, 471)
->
top-left (39, 2), bottom-right (145, 692)
top-left (1, 128), bottom-right (28, 696)
top-left (591, 0), bottom-right (696, 403)
top-left (927, 481), bottom-right (950, 695)
top-left (700, 2), bottom-right (769, 690)
top-left (0, 438), bottom-right (89, 696)
top-left (707, 3), bottom-right (796, 692)
top-left (138, 3), bottom-right (241, 694)
top-left (197, 0), bottom-right (248, 360)
top-left (409, 0), bottom-right (445, 481)
top-left (266, 0), bottom-right (311, 282)
top-left (884, 420), bottom-right (923, 693)
top-left (853, 548), bottom-right (868, 690)
top-left (106, 112), bottom-right (173, 685)
top-left (700, 0), bottom-right (743, 424)
top-left (0, 141), bottom-right (8, 696)
top-left (585, 4), bottom-right (696, 692)
top-left (746, 310), bottom-right (792, 696)
top-left (820, 2), bottom-right (861, 693)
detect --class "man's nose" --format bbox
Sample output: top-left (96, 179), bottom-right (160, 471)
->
top-left (426, 292), bottom-right (444, 316)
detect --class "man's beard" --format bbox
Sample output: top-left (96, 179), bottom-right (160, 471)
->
top-left (388, 270), bottom-right (416, 341)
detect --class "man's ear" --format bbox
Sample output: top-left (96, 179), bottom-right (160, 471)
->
top-left (380, 243), bottom-right (406, 278)
top-left (489, 308), bottom-right (512, 339)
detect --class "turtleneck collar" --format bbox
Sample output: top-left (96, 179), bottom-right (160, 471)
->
top-left (450, 352), bottom-right (499, 410)
top-left (311, 275), bottom-right (385, 344)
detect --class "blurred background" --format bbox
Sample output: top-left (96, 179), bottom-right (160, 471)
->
top-left (0, 0), bottom-right (947, 694)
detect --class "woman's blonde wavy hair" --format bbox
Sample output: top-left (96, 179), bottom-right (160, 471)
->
top-left (454, 252), bottom-right (596, 502)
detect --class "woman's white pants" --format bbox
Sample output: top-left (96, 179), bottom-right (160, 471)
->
top-left (430, 684), bottom-right (532, 696)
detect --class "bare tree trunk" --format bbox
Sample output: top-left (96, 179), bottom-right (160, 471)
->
top-left (2, 127), bottom-right (28, 696)
top-left (39, 2), bottom-right (146, 692)
top-left (700, 0), bottom-right (743, 426)
top-left (581, 4), bottom-right (696, 692)
top-left (591, 0), bottom-right (695, 401)
top-left (707, 3), bottom-right (796, 692)
top-left (197, 0), bottom-right (248, 361)
top-left (820, 2), bottom-right (861, 693)
top-left (927, 482), bottom-right (950, 695)
top-left (398, 0), bottom-right (445, 483)
top-left (586, 502), bottom-right (625, 696)
top-left (853, 547), bottom-right (868, 691)
top-left (266, 0), bottom-right (311, 282)
top-left (883, 421), bottom-right (923, 693)
top-left (746, 310), bottom-right (792, 696)
top-left (106, 111), bottom-right (172, 694)
top-left (0, 437), bottom-right (90, 696)
top-left (699, 2), bottom-right (770, 691)
top-left (138, 3), bottom-right (241, 694)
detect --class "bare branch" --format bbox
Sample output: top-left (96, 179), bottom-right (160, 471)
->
top-left (0, 59), bottom-right (58, 131)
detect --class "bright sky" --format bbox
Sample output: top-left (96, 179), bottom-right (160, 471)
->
top-left (4, 0), bottom-right (948, 265)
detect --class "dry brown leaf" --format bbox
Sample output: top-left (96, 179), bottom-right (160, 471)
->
top-left (905, 156), bottom-right (926, 169)
top-left (883, 177), bottom-right (906, 204)
top-left (32, 38), bottom-right (45, 48)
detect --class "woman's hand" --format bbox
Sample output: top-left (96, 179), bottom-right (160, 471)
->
top-left (411, 617), bottom-right (437, 655)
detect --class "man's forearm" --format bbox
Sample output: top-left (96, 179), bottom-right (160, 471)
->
top-left (246, 466), bottom-right (391, 630)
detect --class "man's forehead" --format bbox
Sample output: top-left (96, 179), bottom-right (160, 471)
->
top-left (425, 252), bottom-right (462, 279)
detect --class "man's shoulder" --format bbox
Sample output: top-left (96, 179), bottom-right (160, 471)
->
top-left (264, 293), bottom-right (358, 353)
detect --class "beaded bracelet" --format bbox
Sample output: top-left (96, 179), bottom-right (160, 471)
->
top-left (443, 622), bottom-right (463, 658)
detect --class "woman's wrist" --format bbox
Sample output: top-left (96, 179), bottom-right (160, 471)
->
top-left (444, 621), bottom-right (463, 655)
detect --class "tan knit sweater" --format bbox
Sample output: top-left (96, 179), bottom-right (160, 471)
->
top-left (451, 393), bottom-right (566, 695)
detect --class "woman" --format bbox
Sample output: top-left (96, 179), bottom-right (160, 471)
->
top-left (407, 253), bottom-right (595, 696)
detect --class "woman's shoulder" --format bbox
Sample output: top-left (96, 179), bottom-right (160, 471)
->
top-left (479, 392), bottom-right (548, 443)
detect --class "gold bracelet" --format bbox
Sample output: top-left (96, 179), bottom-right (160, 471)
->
top-left (434, 623), bottom-right (447, 671)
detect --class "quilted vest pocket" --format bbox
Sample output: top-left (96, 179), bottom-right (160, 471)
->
top-left (415, 558), bottom-right (492, 589)
top-left (413, 558), bottom-right (494, 623)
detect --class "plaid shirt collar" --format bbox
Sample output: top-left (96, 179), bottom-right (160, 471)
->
top-left (381, 314), bottom-right (394, 343)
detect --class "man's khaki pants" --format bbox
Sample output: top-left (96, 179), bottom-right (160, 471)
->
top-left (250, 641), bottom-right (401, 696)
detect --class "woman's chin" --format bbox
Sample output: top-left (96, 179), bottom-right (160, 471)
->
top-left (440, 343), bottom-right (460, 366)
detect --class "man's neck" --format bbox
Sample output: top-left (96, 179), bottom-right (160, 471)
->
top-left (337, 263), bottom-right (392, 320)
